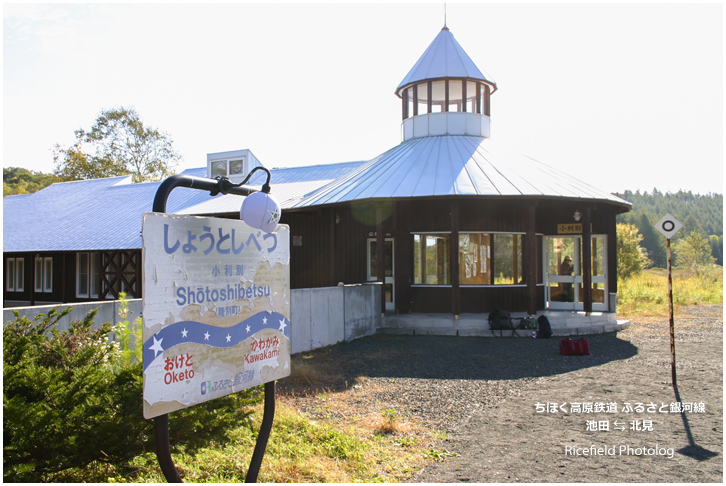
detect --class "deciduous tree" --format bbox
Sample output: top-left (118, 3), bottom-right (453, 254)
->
top-left (673, 230), bottom-right (717, 276)
top-left (53, 107), bottom-right (180, 183)
top-left (616, 223), bottom-right (652, 280)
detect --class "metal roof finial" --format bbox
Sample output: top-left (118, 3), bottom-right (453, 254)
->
top-left (443, 3), bottom-right (448, 30)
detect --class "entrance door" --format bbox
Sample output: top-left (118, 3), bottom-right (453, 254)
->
top-left (367, 238), bottom-right (394, 312)
top-left (545, 236), bottom-right (608, 311)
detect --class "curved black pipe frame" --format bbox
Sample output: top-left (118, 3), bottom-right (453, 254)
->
top-left (150, 173), bottom-right (277, 482)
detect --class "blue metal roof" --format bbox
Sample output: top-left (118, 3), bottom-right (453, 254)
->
top-left (396, 27), bottom-right (496, 95)
top-left (287, 136), bottom-right (632, 209)
top-left (2, 161), bottom-right (366, 252)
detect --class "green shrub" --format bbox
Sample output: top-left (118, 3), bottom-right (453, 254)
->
top-left (3, 300), bottom-right (261, 482)
top-left (3, 307), bottom-right (150, 481)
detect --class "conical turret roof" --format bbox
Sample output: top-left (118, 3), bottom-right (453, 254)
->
top-left (396, 26), bottom-right (496, 96)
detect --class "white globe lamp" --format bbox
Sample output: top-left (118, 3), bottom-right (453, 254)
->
top-left (240, 191), bottom-right (281, 233)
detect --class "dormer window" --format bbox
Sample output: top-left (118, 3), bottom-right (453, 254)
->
top-left (210, 157), bottom-right (246, 178)
top-left (207, 149), bottom-right (263, 182)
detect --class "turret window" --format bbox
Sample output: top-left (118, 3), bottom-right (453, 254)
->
top-left (448, 80), bottom-right (462, 112)
top-left (416, 83), bottom-right (428, 116)
top-left (431, 81), bottom-right (446, 112)
top-left (401, 79), bottom-right (490, 120)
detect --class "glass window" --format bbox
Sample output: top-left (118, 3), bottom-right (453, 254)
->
top-left (43, 257), bottom-right (53, 292)
top-left (459, 233), bottom-right (490, 284)
top-left (16, 258), bottom-right (24, 291)
top-left (211, 160), bottom-right (227, 178)
top-left (413, 234), bottom-right (450, 285)
top-left (448, 80), bottom-right (463, 112)
top-left (589, 236), bottom-right (606, 277)
top-left (35, 256), bottom-right (43, 292)
top-left (406, 87), bottom-right (414, 118)
top-left (460, 233), bottom-right (524, 285)
top-left (77, 252), bottom-right (89, 297)
top-left (229, 158), bottom-right (245, 175)
top-left (431, 81), bottom-right (446, 112)
top-left (77, 252), bottom-right (101, 298)
top-left (91, 252), bottom-right (100, 298)
top-left (6, 258), bottom-right (15, 291)
top-left (466, 81), bottom-right (477, 113)
top-left (368, 239), bottom-right (393, 279)
top-left (416, 82), bottom-right (429, 116)
top-left (35, 256), bottom-right (53, 293)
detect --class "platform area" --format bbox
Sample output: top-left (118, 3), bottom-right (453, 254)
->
top-left (379, 311), bottom-right (630, 337)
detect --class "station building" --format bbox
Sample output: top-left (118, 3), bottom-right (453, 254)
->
top-left (3, 25), bottom-right (631, 331)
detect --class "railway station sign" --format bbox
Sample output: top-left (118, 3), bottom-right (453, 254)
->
top-left (141, 212), bottom-right (291, 419)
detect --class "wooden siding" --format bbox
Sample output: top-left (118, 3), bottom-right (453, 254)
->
top-left (283, 195), bottom-right (621, 316)
top-left (3, 250), bottom-right (142, 307)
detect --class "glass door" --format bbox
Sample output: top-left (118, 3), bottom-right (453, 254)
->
top-left (546, 237), bottom-right (581, 310)
top-left (545, 236), bottom-right (608, 311)
top-left (367, 238), bottom-right (394, 312)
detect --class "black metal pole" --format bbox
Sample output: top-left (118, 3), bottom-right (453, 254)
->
top-left (152, 174), bottom-right (257, 213)
top-left (245, 382), bottom-right (276, 483)
top-left (154, 414), bottom-right (182, 482)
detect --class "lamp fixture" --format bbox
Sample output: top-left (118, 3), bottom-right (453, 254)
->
top-left (237, 166), bottom-right (280, 233)
top-left (153, 166), bottom-right (281, 234)
top-left (573, 210), bottom-right (581, 222)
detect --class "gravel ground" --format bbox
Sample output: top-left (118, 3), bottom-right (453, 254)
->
top-left (279, 305), bottom-right (722, 483)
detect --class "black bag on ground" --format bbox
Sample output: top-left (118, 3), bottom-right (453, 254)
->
top-left (488, 309), bottom-right (512, 330)
top-left (536, 315), bottom-right (552, 339)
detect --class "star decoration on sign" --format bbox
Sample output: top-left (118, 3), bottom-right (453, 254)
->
top-left (226, 334), bottom-right (232, 343)
top-left (278, 318), bottom-right (288, 333)
top-left (181, 328), bottom-right (188, 338)
top-left (246, 324), bottom-right (251, 333)
top-left (204, 331), bottom-right (211, 341)
top-left (263, 316), bottom-right (268, 325)
top-left (149, 336), bottom-right (164, 357)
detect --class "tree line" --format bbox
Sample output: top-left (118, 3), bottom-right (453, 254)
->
top-left (615, 189), bottom-right (723, 267)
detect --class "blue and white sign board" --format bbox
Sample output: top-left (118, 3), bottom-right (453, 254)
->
top-left (141, 212), bottom-right (291, 419)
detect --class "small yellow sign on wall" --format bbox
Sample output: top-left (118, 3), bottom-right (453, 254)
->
top-left (557, 223), bottom-right (593, 234)
top-left (558, 223), bottom-right (582, 234)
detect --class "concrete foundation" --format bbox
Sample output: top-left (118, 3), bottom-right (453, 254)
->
top-left (379, 310), bottom-right (630, 337)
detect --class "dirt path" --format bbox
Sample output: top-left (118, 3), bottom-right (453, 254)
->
top-left (279, 305), bottom-right (722, 483)
top-left (409, 305), bottom-right (723, 482)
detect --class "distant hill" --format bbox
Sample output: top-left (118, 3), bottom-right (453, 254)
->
top-left (615, 189), bottom-right (723, 267)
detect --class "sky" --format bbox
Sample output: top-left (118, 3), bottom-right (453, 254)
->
top-left (3, 2), bottom-right (723, 195)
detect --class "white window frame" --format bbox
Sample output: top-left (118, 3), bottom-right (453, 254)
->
top-left (35, 256), bottom-right (53, 293)
top-left (208, 156), bottom-right (247, 178)
top-left (412, 232), bottom-right (452, 286)
top-left (6, 258), bottom-right (15, 292)
top-left (76, 252), bottom-right (100, 298)
top-left (6, 257), bottom-right (24, 292)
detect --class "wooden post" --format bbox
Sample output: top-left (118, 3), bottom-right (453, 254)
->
top-left (525, 201), bottom-right (537, 315)
top-left (376, 207), bottom-right (385, 317)
top-left (450, 200), bottom-right (460, 318)
top-left (667, 237), bottom-right (677, 389)
top-left (582, 207), bottom-right (592, 315)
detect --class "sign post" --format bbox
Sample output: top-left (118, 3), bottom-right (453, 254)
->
top-left (143, 173), bottom-right (289, 482)
top-left (655, 213), bottom-right (683, 391)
